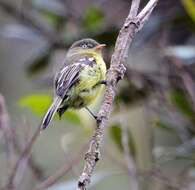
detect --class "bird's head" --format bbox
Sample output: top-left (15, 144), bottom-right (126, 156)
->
top-left (67, 38), bottom-right (106, 57)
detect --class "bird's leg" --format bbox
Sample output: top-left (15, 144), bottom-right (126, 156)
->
top-left (85, 80), bottom-right (108, 121)
top-left (85, 107), bottom-right (97, 120)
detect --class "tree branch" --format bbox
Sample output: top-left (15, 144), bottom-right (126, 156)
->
top-left (169, 57), bottom-right (195, 110)
top-left (137, 0), bottom-right (158, 30)
top-left (0, 94), bottom-right (15, 175)
top-left (76, 0), bottom-right (158, 189)
top-left (0, 94), bottom-right (45, 189)
top-left (33, 144), bottom-right (87, 190)
top-left (129, 0), bottom-right (141, 18)
top-left (137, 0), bottom-right (158, 21)
top-left (121, 125), bottom-right (139, 190)
top-left (5, 124), bottom-right (41, 189)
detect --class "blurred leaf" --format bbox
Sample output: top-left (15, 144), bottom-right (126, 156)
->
top-left (27, 50), bottom-right (51, 74)
top-left (40, 10), bottom-right (63, 27)
top-left (170, 90), bottom-right (195, 121)
top-left (61, 110), bottom-right (80, 125)
top-left (182, 0), bottom-right (195, 23)
top-left (19, 94), bottom-right (81, 124)
top-left (82, 6), bottom-right (104, 32)
top-left (110, 124), bottom-right (136, 156)
top-left (19, 94), bottom-right (52, 115)
top-left (110, 124), bottom-right (123, 150)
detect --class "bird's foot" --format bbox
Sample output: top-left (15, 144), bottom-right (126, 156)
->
top-left (98, 80), bottom-right (108, 86)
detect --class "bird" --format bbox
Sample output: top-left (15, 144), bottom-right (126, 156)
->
top-left (41, 38), bottom-right (107, 130)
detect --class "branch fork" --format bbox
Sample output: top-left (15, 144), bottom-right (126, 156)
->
top-left (124, 17), bottom-right (140, 29)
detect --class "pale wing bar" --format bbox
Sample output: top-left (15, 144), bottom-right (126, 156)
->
top-left (55, 62), bottom-right (83, 98)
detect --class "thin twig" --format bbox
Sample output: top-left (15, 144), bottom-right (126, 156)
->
top-left (33, 144), bottom-right (87, 190)
top-left (0, 94), bottom-right (15, 175)
top-left (12, 131), bottom-right (45, 181)
top-left (121, 125), bottom-right (139, 190)
top-left (129, 0), bottom-right (141, 18)
top-left (139, 168), bottom-right (187, 190)
top-left (169, 57), bottom-right (195, 109)
top-left (76, 0), bottom-right (158, 189)
top-left (137, 0), bottom-right (158, 30)
top-left (6, 125), bottom-right (41, 189)
top-left (0, 94), bottom-right (44, 189)
top-left (137, 0), bottom-right (158, 21)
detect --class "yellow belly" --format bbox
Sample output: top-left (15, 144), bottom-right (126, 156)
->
top-left (62, 52), bottom-right (106, 109)
top-left (79, 84), bottom-right (103, 105)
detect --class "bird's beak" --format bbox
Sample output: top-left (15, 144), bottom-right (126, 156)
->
top-left (94, 44), bottom-right (106, 50)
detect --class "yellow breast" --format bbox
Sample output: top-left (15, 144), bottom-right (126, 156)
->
top-left (65, 50), bottom-right (106, 108)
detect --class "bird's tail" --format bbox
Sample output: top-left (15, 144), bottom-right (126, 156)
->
top-left (41, 96), bottom-right (62, 130)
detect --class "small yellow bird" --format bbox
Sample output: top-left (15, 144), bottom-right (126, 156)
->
top-left (41, 38), bottom-right (107, 130)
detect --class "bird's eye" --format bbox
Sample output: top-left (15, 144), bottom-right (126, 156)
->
top-left (82, 44), bottom-right (88, 48)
